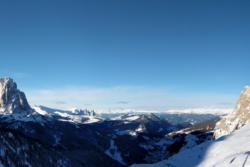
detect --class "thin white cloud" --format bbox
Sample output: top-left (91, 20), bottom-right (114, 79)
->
top-left (24, 86), bottom-right (237, 112)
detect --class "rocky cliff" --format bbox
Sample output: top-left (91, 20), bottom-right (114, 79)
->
top-left (214, 86), bottom-right (250, 138)
top-left (0, 78), bottom-right (31, 114)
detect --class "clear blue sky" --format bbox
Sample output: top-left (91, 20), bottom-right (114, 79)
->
top-left (0, 0), bottom-right (249, 110)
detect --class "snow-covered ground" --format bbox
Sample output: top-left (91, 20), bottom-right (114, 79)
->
top-left (132, 124), bottom-right (250, 167)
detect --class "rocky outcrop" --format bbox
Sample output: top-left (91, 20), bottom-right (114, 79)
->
top-left (0, 78), bottom-right (31, 114)
top-left (71, 108), bottom-right (96, 116)
top-left (214, 86), bottom-right (250, 139)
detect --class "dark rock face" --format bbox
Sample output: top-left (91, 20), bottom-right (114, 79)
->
top-left (0, 78), bottom-right (31, 113)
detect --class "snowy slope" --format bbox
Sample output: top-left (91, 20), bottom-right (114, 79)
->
top-left (214, 86), bottom-right (250, 138)
top-left (132, 124), bottom-right (250, 167)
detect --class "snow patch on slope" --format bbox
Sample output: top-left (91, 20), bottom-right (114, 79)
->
top-left (105, 140), bottom-right (126, 165)
top-left (132, 124), bottom-right (250, 167)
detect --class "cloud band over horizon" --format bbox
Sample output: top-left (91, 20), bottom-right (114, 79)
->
top-left (24, 86), bottom-right (237, 111)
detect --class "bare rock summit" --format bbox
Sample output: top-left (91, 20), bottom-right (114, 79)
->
top-left (0, 77), bottom-right (31, 114)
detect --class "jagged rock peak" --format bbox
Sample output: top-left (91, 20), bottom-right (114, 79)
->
top-left (0, 77), bottom-right (31, 114)
top-left (71, 108), bottom-right (96, 116)
top-left (214, 85), bottom-right (250, 139)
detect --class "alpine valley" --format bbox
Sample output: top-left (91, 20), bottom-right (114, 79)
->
top-left (0, 77), bottom-right (248, 167)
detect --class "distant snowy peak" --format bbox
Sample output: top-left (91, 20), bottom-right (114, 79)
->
top-left (0, 77), bottom-right (32, 114)
top-left (97, 108), bottom-right (232, 116)
top-left (116, 113), bottom-right (161, 122)
top-left (214, 86), bottom-right (250, 139)
top-left (33, 105), bottom-right (102, 124)
top-left (70, 107), bottom-right (96, 116)
top-left (34, 105), bottom-right (96, 117)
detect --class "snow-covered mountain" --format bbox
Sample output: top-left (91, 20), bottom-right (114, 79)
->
top-left (132, 123), bottom-right (250, 167)
top-left (33, 105), bottom-right (102, 124)
top-left (0, 77), bottom-right (229, 167)
top-left (99, 108), bottom-right (230, 128)
top-left (98, 108), bottom-right (231, 121)
top-left (0, 78), bottom-right (123, 167)
top-left (132, 85), bottom-right (250, 167)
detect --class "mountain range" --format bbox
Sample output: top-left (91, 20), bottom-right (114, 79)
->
top-left (0, 77), bottom-right (248, 167)
top-left (132, 86), bottom-right (250, 167)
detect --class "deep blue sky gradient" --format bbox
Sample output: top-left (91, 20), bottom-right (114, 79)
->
top-left (0, 0), bottom-right (249, 95)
